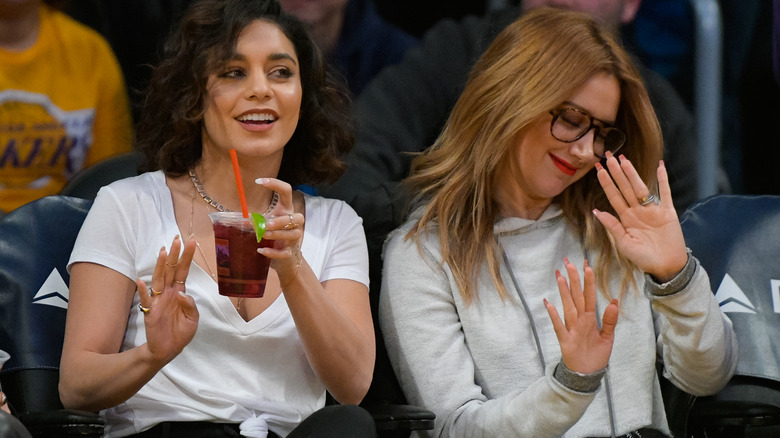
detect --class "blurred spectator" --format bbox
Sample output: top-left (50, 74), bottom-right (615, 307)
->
top-left (373, 0), bottom-right (488, 37)
top-left (0, 0), bottom-right (133, 213)
top-left (279, 0), bottom-right (418, 95)
top-left (723, 0), bottom-right (780, 194)
top-left (63, 0), bottom-right (195, 121)
top-left (625, 0), bottom-right (694, 107)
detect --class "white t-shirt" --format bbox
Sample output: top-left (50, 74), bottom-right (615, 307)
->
top-left (68, 171), bottom-right (369, 437)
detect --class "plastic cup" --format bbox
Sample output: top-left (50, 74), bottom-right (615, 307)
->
top-left (208, 212), bottom-right (273, 298)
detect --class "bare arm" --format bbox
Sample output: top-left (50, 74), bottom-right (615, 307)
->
top-left (259, 178), bottom-right (375, 405)
top-left (59, 237), bottom-right (198, 412)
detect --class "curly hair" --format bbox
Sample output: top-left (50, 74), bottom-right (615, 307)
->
top-left (135, 0), bottom-right (353, 186)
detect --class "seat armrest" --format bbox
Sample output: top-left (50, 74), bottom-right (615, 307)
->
top-left (363, 402), bottom-right (435, 432)
top-left (18, 410), bottom-right (105, 438)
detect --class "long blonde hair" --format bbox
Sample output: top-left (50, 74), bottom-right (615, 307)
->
top-left (405, 7), bottom-right (663, 303)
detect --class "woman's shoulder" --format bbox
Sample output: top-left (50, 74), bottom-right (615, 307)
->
top-left (303, 192), bottom-right (358, 218)
top-left (99, 171), bottom-right (164, 196)
top-left (90, 171), bottom-right (166, 213)
top-left (384, 212), bottom-right (442, 261)
top-left (301, 193), bottom-right (366, 237)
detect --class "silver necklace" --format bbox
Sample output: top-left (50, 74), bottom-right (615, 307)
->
top-left (189, 193), bottom-right (219, 282)
top-left (188, 168), bottom-right (279, 213)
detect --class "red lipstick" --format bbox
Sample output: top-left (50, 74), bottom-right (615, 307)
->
top-left (550, 154), bottom-right (577, 176)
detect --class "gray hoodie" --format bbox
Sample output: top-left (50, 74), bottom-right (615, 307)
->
top-left (379, 205), bottom-right (738, 437)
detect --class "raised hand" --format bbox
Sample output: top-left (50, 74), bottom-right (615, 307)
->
top-left (135, 235), bottom-right (199, 365)
top-left (593, 152), bottom-right (688, 282)
top-left (255, 177), bottom-right (304, 288)
top-left (544, 259), bottom-right (619, 374)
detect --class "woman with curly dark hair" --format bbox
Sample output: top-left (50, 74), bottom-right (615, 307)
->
top-left (58, 1), bottom-right (376, 436)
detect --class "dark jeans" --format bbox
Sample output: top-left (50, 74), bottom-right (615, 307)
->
top-left (129, 405), bottom-right (377, 438)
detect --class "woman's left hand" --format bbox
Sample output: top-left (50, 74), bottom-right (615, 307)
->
top-left (593, 152), bottom-right (688, 282)
top-left (255, 177), bottom-right (304, 288)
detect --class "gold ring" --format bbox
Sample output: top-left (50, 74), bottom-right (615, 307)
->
top-left (283, 213), bottom-right (296, 230)
top-left (150, 287), bottom-right (162, 296)
top-left (138, 303), bottom-right (151, 314)
top-left (174, 280), bottom-right (185, 285)
top-left (166, 262), bottom-right (177, 268)
top-left (639, 193), bottom-right (657, 206)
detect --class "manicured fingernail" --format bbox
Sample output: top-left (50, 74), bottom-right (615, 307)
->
top-left (174, 235), bottom-right (180, 241)
top-left (255, 178), bottom-right (269, 185)
top-left (619, 154), bottom-right (627, 161)
top-left (179, 291), bottom-right (187, 297)
top-left (659, 160), bottom-right (665, 168)
top-left (543, 298), bottom-right (549, 306)
top-left (611, 298), bottom-right (618, 305)
top-left (592, 208), bottom-right (600, 215)
top-left (594, 162), bottom-right (603, 171)
top-left (564, 257), bottom-right (570, 264)
top-left (605, 151), bottom-right (613, 158)
top-left (555, 269), bottom-right (560, 277)
top-left (257, 248), bottom-right (264, 254)
top-left (160, 246), bottom-right (166, 252)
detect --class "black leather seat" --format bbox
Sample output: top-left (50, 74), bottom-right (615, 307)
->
top-left (0, 196), bottom-right (104, 437)
top-left (678, 194), bottom-right (780, 437)
top-left (59, 151), bottom-right (143, 200)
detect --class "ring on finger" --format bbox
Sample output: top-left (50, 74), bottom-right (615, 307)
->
top-left (639, 193), bottom-right (657, 206)
top-left (174, 280), bottom-right (185, 285)
top-left (165, 262), bottom-right (177, 268)
top-left (138, 303), bottom-right (152, 314)
top-left (150, 287), bottom-right (162, 296)
top-left (283, 213), bottom-right (296, 230)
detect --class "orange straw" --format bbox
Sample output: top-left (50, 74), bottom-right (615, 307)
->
top-left (229, 148), bottom-right (250, 218)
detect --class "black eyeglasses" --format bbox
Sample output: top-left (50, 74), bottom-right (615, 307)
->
top-left (549, 107), bottom-right (626, 159)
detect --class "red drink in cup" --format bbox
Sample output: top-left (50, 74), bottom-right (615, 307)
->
top-left (209, 212), bottom-right (273, 298)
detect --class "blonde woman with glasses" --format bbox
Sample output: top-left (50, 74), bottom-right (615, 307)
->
top-left (379, 8), bottom-right (737, 438)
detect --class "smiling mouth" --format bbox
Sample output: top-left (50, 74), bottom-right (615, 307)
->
top-left (550, 154), bottom-right (577, 176)
top-left (236, 113), bottom-right (276, 125)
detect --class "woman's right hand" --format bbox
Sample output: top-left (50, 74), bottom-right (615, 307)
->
top-left (135, 235), bottom-right (199, 365)
top-left (544, 258), bottom-right (619, 374)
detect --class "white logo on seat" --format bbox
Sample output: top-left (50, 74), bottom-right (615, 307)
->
top-left (32, 268), bottom-right (69, 309)
top-left (715, 274), bottom-right (756, 313)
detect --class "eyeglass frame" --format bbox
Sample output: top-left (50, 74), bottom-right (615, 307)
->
top-left (548, 106), bottom-right (626, 159)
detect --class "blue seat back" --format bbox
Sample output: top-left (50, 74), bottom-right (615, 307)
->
top-left (680, 194), bottom-right (780, 382)
top-left (0, 196), bottom-right (92, 413)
